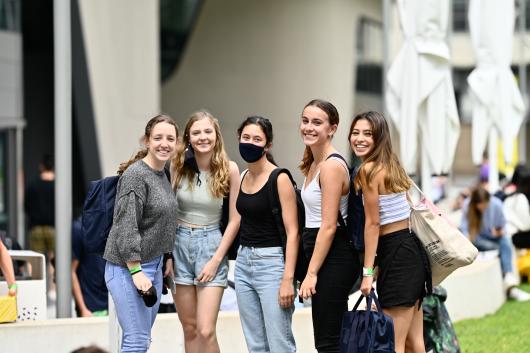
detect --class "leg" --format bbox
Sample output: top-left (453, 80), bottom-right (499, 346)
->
top-left (404, 303), bottom-right (426, 353)
top-left (252, 247), bottom-right (296, 353)
top-left (235, 247), bottom-right (269, 353)
top-left (173, 285), bottom-right (199, 353)
top-left (196, 286), bottom-right (224, 353)
top-left (383, 306), bottom-right (415, 353)
top-left (106, 260), bottom-right (156, 353)
top-left (498, 235), bottom-right (514, 274)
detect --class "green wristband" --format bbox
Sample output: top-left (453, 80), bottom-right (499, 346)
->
top-left (8, 283), bottom-right (17, 290)
top-left (129, 265), bottom-right (142, 275)
top-left (362, 267), bottom-right (374, 277)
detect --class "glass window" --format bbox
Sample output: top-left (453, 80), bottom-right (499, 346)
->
top-left (453, 0), bottom-right (469, 32)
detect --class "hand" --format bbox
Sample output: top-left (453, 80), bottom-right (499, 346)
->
top-left (79, 308), bottom-right (93, 317)
top-left (278, 278), bottom-right (295, 308)
top-left (299, 272), bottom-right (317, 299)
top-left (196, 258), bottom-right (220, 283)
top-left (360, 276), bottom-right (374, 297)
top-left (7, 286), bottom-right (17, 297)
top-left (164, 258), bottom-right (174, 278)
top-left (132, 271), bottom-right (152, 292)
top-left (491, 227), bottom-right (503, 237)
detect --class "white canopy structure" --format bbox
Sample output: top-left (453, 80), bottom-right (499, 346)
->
top-left (387, 0), bottom-right (460, 193)
top-left (467, 0), bottom-right (525, 190)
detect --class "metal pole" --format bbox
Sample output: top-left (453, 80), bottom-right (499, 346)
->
top-left (54, 0), bottom-right (72, 318)
top-left (519, 0), bottom-right (528, 163)
top-left (383, 0), bottom-right (390, 118)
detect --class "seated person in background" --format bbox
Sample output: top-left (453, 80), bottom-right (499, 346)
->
top-left (71, 218), bottom-right (108, 317)
top-left (504, 168), bottom-right (530, 249)
top-left (460, 186), bottom-right (530, 301)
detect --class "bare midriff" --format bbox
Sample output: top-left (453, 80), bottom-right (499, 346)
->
top-left (380, 218), bottom-right (409, 236)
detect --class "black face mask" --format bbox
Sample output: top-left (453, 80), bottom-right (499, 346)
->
top-left (239, 142), bottom-right (266, 163)
top-left (183, 144), bottom-right (202, 186)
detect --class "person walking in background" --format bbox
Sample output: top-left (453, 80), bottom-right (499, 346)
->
top-left (298, 99), bottom-right (360, 353)
top-left (170, 111), bottom-right (240, 353)
top-left (0, 240), bottom-right (17, 297)
top-left (25, 154), bottom-right (55, 280)
top-left (461, 185), bottom-right (530, 301)
top-left (103, 115), bottom-right (179, 353)
top-left (350, 111), bottom-right (430, 353)
top-left (71, 217), bottom-right (108, 317)
top-left (235, 116), bottom-right (298, 353)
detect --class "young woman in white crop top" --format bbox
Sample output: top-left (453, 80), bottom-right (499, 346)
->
top-left (170, 111), bottom-right (240, 353)
top-left (298, 99), bottom-right (360, 353)
top-left (350, 111), bottom-right (431, 353)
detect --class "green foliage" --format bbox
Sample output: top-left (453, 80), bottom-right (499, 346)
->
top-left (454, 284), bottom-right (530, 353)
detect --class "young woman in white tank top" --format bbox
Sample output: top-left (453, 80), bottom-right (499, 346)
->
top-left (170, 111), bottom-right (240, 353)
top-left (350, 111), bottom-right (430, 353)
top-left (298, 99), bottom-right (360, 353)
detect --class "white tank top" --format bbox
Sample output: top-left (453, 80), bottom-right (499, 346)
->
top-left (176, 171), bottom-right (223, 226)
top-left (301, 157), bottom-right (349, 228)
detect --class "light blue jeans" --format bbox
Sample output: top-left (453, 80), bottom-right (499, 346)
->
top-left (474, 234), bottom-right (513, 273)
top-left (105, 256), bottom-right (163, 353)
top-left (235, 246), bottom-right (296, 353)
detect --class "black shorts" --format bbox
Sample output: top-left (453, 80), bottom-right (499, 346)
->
top-left (376, 228), bottom-right (431, 308)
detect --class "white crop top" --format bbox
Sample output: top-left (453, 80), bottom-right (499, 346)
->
top-left (176, 171), bottom-right (223, 226)
top-left (301, 157), bottom-right (349, 228)
top-left (378, 192), bottom-right (410, 226)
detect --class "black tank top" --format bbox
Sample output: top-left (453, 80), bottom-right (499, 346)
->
top-left (236, 172), bottom-right (282, 247)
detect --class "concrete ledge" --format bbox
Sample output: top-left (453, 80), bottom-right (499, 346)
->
top-left (440, 257), bottom-right (505, 322)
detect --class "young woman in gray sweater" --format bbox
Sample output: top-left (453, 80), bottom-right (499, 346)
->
top-left (103, 114), bottom-right (179, 353)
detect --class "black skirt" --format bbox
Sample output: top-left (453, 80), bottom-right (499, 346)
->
top-left (376, 228), bottom-right (432, 308)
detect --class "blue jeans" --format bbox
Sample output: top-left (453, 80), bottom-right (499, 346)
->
top-left (474, 234), bottom-right (513, 273)
top-left (105, 256), bottom-right (163, 353)
top-left (235, 246), bottom-right (296, 353)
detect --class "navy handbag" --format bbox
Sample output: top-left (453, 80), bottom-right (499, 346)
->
top-left (340, 289), bottom-right (396, 353)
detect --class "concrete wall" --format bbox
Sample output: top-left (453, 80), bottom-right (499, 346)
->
top-left (162, 0), bottom-right (381, 183)
top-left (78, 0), bottom-right (160, 177)
top-left (0, 30), bottom-right (23, 128)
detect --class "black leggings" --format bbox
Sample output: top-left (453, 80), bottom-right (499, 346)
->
top-left (302, 227), bottom-right (361, 353)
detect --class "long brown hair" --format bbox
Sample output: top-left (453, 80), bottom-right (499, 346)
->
top-left (350, 111), bottom-right (410, 193)
top-left (171, 110), bottom-right (230, 198)
top-left (467, 186), bottom-right (490, 241)
top-left (299, 99), bottom-right (339, 176)
top-left (117, 114), bottom-right (179, 176)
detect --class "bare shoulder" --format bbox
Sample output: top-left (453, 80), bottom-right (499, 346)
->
top-left (228, 161), bottom-right (240, 175)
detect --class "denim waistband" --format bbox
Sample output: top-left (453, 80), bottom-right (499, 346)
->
top-left (176, 223), bottom-right (220, 233)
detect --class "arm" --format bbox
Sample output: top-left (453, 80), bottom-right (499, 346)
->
top-left (277, 173), bottom-right (298, 308)
top-left (0, 242), bottom-right (16, 296)
top-left (197, 161), bottom-right (241, 282)
top-left (359, 165), bottom-right (382, 296)
top-left (300, 160), bottom-right (347, 299)
top-left (491, 198), bottom-right (506, 238)
top-left (71, 259), bottom-right (92, 317)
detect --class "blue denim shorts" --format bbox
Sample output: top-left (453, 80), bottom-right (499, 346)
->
top-left (172, 224), bottom-right (228, 287)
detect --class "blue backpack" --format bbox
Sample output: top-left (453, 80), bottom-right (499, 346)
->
top-left (81, 176), bottom-right (120, 255)
top-left (346, 167), bottom-right (365, 252)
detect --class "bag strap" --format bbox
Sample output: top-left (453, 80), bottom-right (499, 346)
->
top-left (268, 168), bottom-right (297, 255)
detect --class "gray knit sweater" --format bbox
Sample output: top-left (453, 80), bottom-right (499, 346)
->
top-left (103, 160), bottom-right (178, 267)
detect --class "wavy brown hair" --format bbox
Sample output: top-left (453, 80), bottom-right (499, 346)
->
top-left (117, 114), bottom-right (178, 176)
top-left (467, 186), bottom-right (490, 241)
top-left (171, 110), bottom-right (230, 198)
top-left (350, 111), bottom-right (411, 193)
top-left (299, 99), bottom-right (340, 176)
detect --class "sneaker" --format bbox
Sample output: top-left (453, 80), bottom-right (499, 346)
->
top-left (509, 287), bottom-right (530, 302)
top-left (504, 272), bottom-right (519, 289)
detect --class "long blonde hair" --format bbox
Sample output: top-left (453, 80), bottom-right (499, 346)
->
top-left (350, 111), bottom-right (411, 193)
top-left (171, 111), bottom-right (230, 198)
top-left (117, 114), bottom-right (178, 176)
top-left (299, 99), bottom-right (340, 176)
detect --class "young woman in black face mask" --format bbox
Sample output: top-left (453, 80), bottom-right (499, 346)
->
top-left (235, 116), bottom-right (299, 353)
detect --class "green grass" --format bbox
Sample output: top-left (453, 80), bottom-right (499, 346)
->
top-left (453, 284), bottom-right (530, 353)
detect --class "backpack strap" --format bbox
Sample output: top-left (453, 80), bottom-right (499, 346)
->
top-left (267, 168), bottom-right (297, 253)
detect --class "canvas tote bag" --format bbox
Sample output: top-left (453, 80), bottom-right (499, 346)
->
top-left (408, 182), bottom-right (478, 285)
